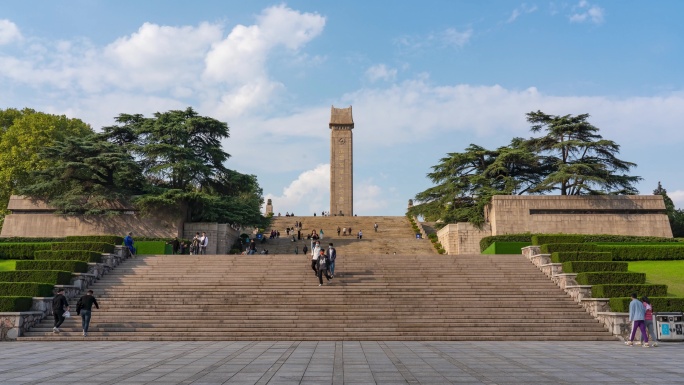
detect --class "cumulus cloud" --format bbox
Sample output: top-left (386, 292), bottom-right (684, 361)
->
top-left (670, 190), bottom-right (684, 209)
top-left (0, 19), bottom-right (22, 45)
top-left (569, 0), bottom-right (605, 24)
top-left (354, 180), bottom-right (386, 214)
top-left (395, 27), bottom-right (472, 51)
top-left (265, 164), bottom-right (330, 215)
top-left (365, 64), bottom-right (397, 82)
top-left (507, 4), bottom-right (538, 23)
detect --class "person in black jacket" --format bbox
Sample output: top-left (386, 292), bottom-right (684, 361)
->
top-left (76, 290), bottom-right (100, 337)
top-left (52, 288), bottom-right (69, 333)
top-left (316, 248), bottom-right (332, 286)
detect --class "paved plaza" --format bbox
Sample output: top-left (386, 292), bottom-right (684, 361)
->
top-left (0, 341), bottom-right (683, 385)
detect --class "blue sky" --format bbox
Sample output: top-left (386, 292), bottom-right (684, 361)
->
top-left (1, 1), bottom-right (683, 215)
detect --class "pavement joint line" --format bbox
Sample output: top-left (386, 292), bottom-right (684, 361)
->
top-left (412, 342), bottom-right (492, 384)
top-left (377, 341), bottom-right (420, 385)
top-left (332, 341), bottom-right (344, 385)
top-left (254, 341), bottom-right (300, 385)
top-left (168, 341), bottom-right (259, 385)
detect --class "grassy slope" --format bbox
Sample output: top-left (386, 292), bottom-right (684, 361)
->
top-left (629, 261), bottom-right (684, 297)
top-left (0, 260), bottom-right (16, 271)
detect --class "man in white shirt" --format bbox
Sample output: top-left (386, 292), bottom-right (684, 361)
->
top-left (199, 232), bottom-right (208, 255)
top-left (311, 241), bottom-right (321, 276)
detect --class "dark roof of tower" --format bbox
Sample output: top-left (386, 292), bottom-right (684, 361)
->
top-left (329, 105), bottom-right (354, 127)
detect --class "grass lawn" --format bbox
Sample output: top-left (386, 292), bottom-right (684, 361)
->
top-left (629, 261), bottom-right (684, 297)
top-left (0, 260), bottom-right (16, 271)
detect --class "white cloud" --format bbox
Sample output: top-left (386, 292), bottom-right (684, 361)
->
top-left (354, 180), bottom-right (386, 214)
top-left (365, 64), bottom-right (397, 82)
top-left (265, 164), bottom-right (330, 215)
top-left (507, 4), bottom-right (538, 23)
top-left (569, 0), bottom-right (605, 24)
top-left (670, 190), bottom-right (684, 209)
top-left (0, 19), bottom-right (22, 45)
top-left (396, 28), bottom-right (472, 51)
top-left (440, 28), bottom-right (473, 48)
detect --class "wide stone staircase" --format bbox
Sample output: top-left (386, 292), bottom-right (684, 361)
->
top-left (261, 216), bottom-right (435, 255)
top-left (18, 253), bottom-right (615, 341)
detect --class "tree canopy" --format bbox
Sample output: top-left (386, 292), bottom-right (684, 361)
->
top-left (653, 182), bottom-right (684, 237)
top-left (411, 111), bottom-right (641, 226)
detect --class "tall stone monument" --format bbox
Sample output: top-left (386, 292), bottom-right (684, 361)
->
top-left (329, 106), bottom-right (354, 216)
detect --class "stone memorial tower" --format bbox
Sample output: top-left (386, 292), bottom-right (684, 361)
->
top-left (329, 106), bottom-right (354, 216)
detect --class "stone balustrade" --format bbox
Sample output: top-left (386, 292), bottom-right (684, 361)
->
top-left (540, 263), bottom-right (563, 278)
top-left (1, 243), bottom-right (132, 341)
top-left (580, 298), bottom-right (611, 317)
top-left (552, 273), bottom-right (578, 289)
top-left (530, 254), bottom-right (551, 267)
top-left (564, 285), bottom-right (592, 302)
top-left (522, 246), bottom-right (541, 259)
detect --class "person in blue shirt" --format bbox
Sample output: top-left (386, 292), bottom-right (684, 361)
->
top-left (123, 232), bottom-right (136, 256)
top-left (626, 292), bottom-right (649, 347)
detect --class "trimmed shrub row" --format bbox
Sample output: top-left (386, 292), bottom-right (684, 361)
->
top-left (591, 284), bottom-right (667, 298)
top-left (596, 245), bottom-right (684, 261)
top-left (561, 261), bottom-right (627, 273)
top-left (482, 242), bottom-right (531, 255)
top-left (15, 260), bottom-right (89, 273)
top-left (0, 237), bottom-right (64, 243)
top-left (0, 296), bottom-right (33, 312)
top-left (0, 243), bottom-right (52, 260)
top-left (0, 270), bottom-right (72, 285)
top-left (0, 282), bottom-right (55, 297)
top-left (480, 234), bottom-right (534, 252)
top-left (532, 234), bottom-right (678, 245)
top-left (541, 243), bottom-right (598, 254)
top-left (136, 241), bottom-right (168, 255)
top-left (51, 242), bottom-right (114, 254)
top-left (532, 234), bottom-right (584, 245)
top-left (609, 297), bottom-right (684, 313)
top-left (65, 235), bottom-right (123, 245)
top-left (551, 252), bottom-right (613, 263)
top-left (575, 272), bottom-right (645, 285)
top-left (34, 250), bottom-right (102, 263)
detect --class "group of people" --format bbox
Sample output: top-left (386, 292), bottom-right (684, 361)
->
top-left (309, 241), bottom-right (337, 286)
top-left (52, 288), bottom-right (99, 337)
top-left (277, 212), bottom-right (296, 217)
top-left (625, 293), bottom-right (658, 347)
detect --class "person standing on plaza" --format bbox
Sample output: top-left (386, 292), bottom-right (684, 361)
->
top-left (626, 292), bottom-right (649, 347)
top-left (52, 288), bottom-right (69, 333)
top-left (316, 248), bottom-right (332, 286)
top-left (76, 290), bottom-right (100, 337)
top-left (327, 243), bottom-right (337, 278)
top-left (199, 232), bottom-right (209, 255)
top-left (191, 232), bottom-right (200, 254)
top-left (641, 296), bottom-right (658, 347)
top-left (248, 239), bottom-right (257, 255)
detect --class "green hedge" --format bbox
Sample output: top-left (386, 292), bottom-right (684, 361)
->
top-left (550, 252), bottom-right (612, 263)
top-left (0, 237), bottom-right (64, 243)
top-left (136, 241), bottom-right (168, 255)
top-left (65, 235), bottom-right (123, 245)
top-left (595, 245), bottom-right (684, 261)
top-left (480, 234), bottom-right (534, 252)
top-left (540, 243), bottom-right (599, 254)
top-left (561, 261), bottom-right (627, 273)
top-left (0, 282), bottom-right (55, 297)
top-left (15, 260), bottom-right (88, 273)
top-left (34, 250), bottom-right (102, 263)
top-left (575, 272), bottom-right (646, 285)
top-left (0, 270), bottom-right (72, 285)
top-left (585, 235), bottom-right (678, 243)
top-left (591, 284), bottom-right (668, 298)
top-left (0, 296), bottom-right (33, 312)
top-left (51, 242), bottom-right (114, 253)
top-left (609, 297), bottom-right (684, 312)
top-left (532, 235), bottom-right (584, 245)
top-left (482, 242), bottom-right (531, 254)
top-left (0, 243), bottom-right (52, 260)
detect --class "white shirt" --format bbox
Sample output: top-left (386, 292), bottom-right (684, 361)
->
top-left (200, 236), bottom-right (208, 247)
top-left (312, 245), bottom-right (321, 259)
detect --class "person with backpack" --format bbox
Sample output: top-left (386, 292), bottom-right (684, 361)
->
top-left (327, 243), bottom-right (337, 278)
top-left (641, 296), bottom-right (658, 347)
top-left (76, 290), bottom-right (100, 337)
top-left (52, 288), bottom-right (69, 334)
top-left (316, 248), bottom-right (332, 286)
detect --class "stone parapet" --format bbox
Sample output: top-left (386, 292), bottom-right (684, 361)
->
top-left (581, 298), bottom-right (611, 317)
top-left (530, 254), bottom-right (551, 267)
top-left (552, 273), bottom-right (578, 289)
top-left (564, 285), bottom-right (592, 302)
top-left (30, 298), bottom-right (54, 316)
top-left (70, 273), bottom-right (98, 290)
top-left (540, 263), bottom-right (563, 278)
top-left (522, 246), bottom-right (541, 259)
top-left (437, 222), bottom-right (491, 255)
top-left (0, 312), bottom-right (44, 340)
top-left (596, 312), bottom-right (636, 340)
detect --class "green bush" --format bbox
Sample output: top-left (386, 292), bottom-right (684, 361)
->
top-left (595, 245), bottom-right (684, 261)
top-left (51, 242), bottom-right (114, 253)
top-left (540, 243), bottom-right (599, 254)
top-left (482, 242), bottom-right (531, 255)
top-left (136, 241), bottom-right (167, 255)
top-left (550, 252), bottom-right (612, 263)
top-left (15, 260), bottom-right (88, 273)
top-left (585, 235), bottom-right (678, 243)
top-left (0, 237), bottom-right (64, 243)
top-left (0, 296), bottom-right (33, 312)
top-left (480, 234), bottom-right (534, 252)
top-left (591, 284), bottom-right (667, 298)
top-left (0, 270), bottom-right (72, 285)
top-left (0, 243), bottom-right (53, 260)
top-left (0, 282), bottom-right (55, 297)
top-left (34, 250), bottom-right (102, 263)
top-left (532, 235), bottom-right (585, 245)
top-left (65, 235), bottom-right (123, 245)
top-left (609, 297), bottom-right (684, 312)
top-left (575, 272), bottom-right (646, 285)
top-left (438, 248), bottom-right (445, 254)
top-left (561, 261), bottom-right (627, 273)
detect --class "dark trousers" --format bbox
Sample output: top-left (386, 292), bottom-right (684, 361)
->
top-left (311, 259), bottom-right (318, 274)
top-left (81, 310), bottom-right (92, 333)
top-left (318, 267), bottom-right (332, 284)
top-left (54, 310), bottom-right (66, 328)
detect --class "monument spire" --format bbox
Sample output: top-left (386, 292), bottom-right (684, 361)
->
top-left (329, 105), bottom-right (354, 216)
